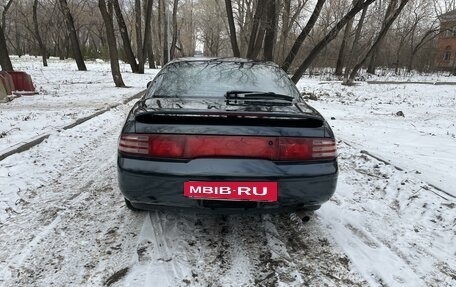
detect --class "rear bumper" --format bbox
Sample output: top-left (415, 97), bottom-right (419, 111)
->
top-left (117, 156), bottom-right (338, 213)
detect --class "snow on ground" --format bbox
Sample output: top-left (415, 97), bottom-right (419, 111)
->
top-left (0, 59), bottom-right (455, 287)
top-left (0, 56), bottom-right (159, 151)
top-left (297, 80), bottom-right (456, 197)
top-left (304, 68), bottom-right (456, 83)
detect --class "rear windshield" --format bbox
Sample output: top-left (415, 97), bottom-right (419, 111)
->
top-left (147, 61), bottom-right (300, 99)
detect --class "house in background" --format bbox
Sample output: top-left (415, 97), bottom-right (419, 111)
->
top-left (436, 9), bottom-right (456, 72)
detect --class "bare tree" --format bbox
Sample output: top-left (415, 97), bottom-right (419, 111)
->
top-left (225, 0), bottom-right (240, 57)
top-left (0, 23), bottom-right (13, 71)
top-left (246, 1), bottom-right (265, 58)
top-left (112, 0), bottom-right (140, 73)
top-left (1, 0), bottom-right (14, 71)
top-left (170, 0), bottom-right (179, 59)
top-left (178, 0), bottom-right (195, 56)
top-left (335, 0), bottom-right (362, 75)
top-left (161, 0), bottom-right (169, 64)
top-left (275, 0), bottom-right (306, 64)
top-left (98, 0), bottom-right (125, 87)
top-left (346, 0), bottom-right (411, 83)
top-left (2, 0), bottom-right (14, 31)
top-left (281, 0), bottom-right (326, 72)
top-left (135, 0), bottom-right (144, 70)
top-left (32, 0), bottom-right (47, 66)
top-left (407, 27), bottom-right (439, 71)
top-left (0, 0), bottom-right (438, 77)
top-left (142, 0), bottom-right (154, 69)
top-left (59, 0), bottom-right (87, 71)
top-left (291, 0), bottom-right (377, 83)
top-left (343, 3), bottom-right (368, 81)
top-left (367, 0), bottom-right (399, 74)
top-left (263, 0), bottom-right (277, 61)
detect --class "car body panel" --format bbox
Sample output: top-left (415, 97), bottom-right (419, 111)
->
top-left (118, 158), bottom-right (337, 213)
top-left (117, 58), bottom-right (338, 213)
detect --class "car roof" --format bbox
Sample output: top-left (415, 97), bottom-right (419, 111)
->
top-left (166, 57), bottom-right (279, 67)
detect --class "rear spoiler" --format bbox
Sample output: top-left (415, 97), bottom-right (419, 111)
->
top-left (135, 109), bottom-right (323, 121)
top-left (134, 109), bottom-right (324, 128)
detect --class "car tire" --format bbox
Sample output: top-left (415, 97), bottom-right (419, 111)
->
top-left (124, 198), bottom-right (142, 211)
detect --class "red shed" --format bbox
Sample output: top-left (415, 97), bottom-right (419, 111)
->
top-left (7, 71), bottom-right (38, 95)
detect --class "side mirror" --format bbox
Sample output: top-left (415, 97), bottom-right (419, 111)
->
top-left (146, 81), bottom-right (153, 88)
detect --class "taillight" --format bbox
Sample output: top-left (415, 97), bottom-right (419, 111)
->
top-left (278, 138), bottom-right (336, 160)
top-left (311, 139), bottom-right (337, 159)
top-left (118, 135), bottom-right (149, 154)
top-left (148, 134), bottom-right (185, 158)
top-left (118, 134), bottom-right (336, 161)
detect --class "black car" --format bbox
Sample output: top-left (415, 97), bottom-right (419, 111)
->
top-left (117, 58), bottom-right (337, 213)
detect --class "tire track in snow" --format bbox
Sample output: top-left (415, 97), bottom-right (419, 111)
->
top-left (324, 217), bottom-right (423, 286)
top-left (123, 213), bottom-right (260, 286)
top-left (317, 141), bottom-right (456, 286)
top-left (341, 139), bottom-right (455, 200)
top-left (270, 214), bottom-right (367, 286)
top-left (0, 215), bottom-right (61, 284)
top-left (188, 215), bottom-right (233, 286)
top-left (121, 212), bottom-right (209, 287)
top-left (0, 104), bottom-right (137, 286)
top-left (215, 215), bottom-right (268, 286)
top-left (261, 214), bottom-right (304, 286)
top-left (0, 154), bottom-right (116, 285)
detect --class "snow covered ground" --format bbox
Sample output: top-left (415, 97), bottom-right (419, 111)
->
top-left (297, 80), bottom-right (456, 197)
top-left (0, 58), bottom-right (455, 287)
top-left (0, 56), bottom-right (159, 152)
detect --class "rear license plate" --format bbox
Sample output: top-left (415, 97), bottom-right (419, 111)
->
top-left (184, 181), bottom-right (277, 202)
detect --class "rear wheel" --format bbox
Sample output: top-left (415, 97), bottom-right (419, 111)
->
top-left (124, 198), bottom-right (142, 211)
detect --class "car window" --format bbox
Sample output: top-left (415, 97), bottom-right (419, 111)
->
top-left (147, 61), bottom-right (300, 99)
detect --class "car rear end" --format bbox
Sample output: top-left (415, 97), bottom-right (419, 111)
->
top-left (117, 58), bottom-right (338, 213)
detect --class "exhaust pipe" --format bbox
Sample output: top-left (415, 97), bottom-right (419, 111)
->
top-left (295, 210), bottom-right (314, 223)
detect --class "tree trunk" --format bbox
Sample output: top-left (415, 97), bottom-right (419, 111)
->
top-left (0, 24), bottom-right (13, 71)
top-left (263, 0), bottom-right (276, 61)
top-left (141, 0), bottom-right (154, 69)
top-left (334, 24), bottom-right (350, 75)
top-left (394, 34), bottom-right (408, 74)
top-left (366, 48), bottom-right (378, 74)
top-left (343, 3), bottom-right (367, 82)
top-left (407, 28), bottom-right (439, 72)
top-left (98, 0), bottom-right (125, 87)
top-left (170, 0), bottom-right (179, 59)
top-left (59, 0), bottom-right (87, 71)
top-left (33, 0), bottom-right (48, 67)
top-left (113, 0), bottom-right (139, 73)
top-left (148, 41), bottom-right (155, 68)
top-left (367, 0), bottom-right (398, 74)
top-left (2, 0), bottom-right (14, 33)
top-left (291, 0), bottom-right (376, 83)
top-left (348, 0), bottom-right (409, 83)
top-left (251, 19), bottom-right (266, 59)
top-left (281, 0), bottom-right (326, 72)
top-left (135, 0), bottom-right (144, 73)
top-left (246, 1), bottom-right (264, 58)
top-left (277, 0), bottom-right (291, 63)
top-left (335, 5), bottom-right (357, 76)
top-left (161, 0), bottom-right (169, 64)
top-left (225, 0), bottom-right (240, 57)
top-left (14, 19), bottom-right (22, 57)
